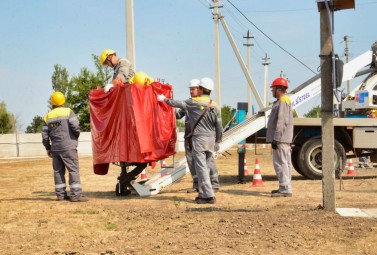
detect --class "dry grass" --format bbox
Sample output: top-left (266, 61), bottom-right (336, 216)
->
top-left (0, 147), bottom-right (376, 255)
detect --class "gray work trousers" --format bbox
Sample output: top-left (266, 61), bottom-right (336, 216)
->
top-left (52, 149), bottom-right (82, 199)
top-left (272, 142), bottom-right (292, 193)
top-left (192, 135), bottom-right (217, 198)
top-left (185, 138), bottom-right (219, 190)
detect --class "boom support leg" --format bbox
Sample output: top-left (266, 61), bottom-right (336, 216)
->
top-left (116, 163), bottom-right (148, 196)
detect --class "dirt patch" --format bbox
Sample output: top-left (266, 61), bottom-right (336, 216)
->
top-left (0, 147), bottom-right (376, 255)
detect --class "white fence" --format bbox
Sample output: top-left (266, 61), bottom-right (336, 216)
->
top-left (0, 131), bottom-right (185, 158)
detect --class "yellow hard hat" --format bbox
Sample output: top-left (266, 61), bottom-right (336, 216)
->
top-left (100, 49), bottom-right (116, 65)
top-left (133, 71), bottom-right (154, 86)
top-left (51, 91), bottom-right (66, 106)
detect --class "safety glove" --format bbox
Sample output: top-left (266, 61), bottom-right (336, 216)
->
top-left (104, 84), bottom-right (114, 93)
top-left (157, 94), bottom-right (167, 102)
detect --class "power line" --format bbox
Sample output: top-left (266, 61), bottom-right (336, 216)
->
top-left (226, 0), bottom-right (317, 74)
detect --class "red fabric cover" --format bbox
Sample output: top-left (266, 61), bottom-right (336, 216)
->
top-left (89, 82), bottom-right (176, 175)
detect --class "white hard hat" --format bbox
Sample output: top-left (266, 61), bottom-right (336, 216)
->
top-left (189, 79), bottom-right (200, 88)
top-left (199, 77), bottom-right (214, 91)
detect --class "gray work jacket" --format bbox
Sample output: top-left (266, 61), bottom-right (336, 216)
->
top-left (113, 58), bottom-right (135, 84)
top-left (266, 94), bottom-right (293, 143)
top-left (42, 107), bottom-right (80, 151)
top-left (166, 96), bottom-right (223, 143)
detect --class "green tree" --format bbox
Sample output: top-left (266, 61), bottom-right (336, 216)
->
top-left (68, 55), bottom-right (112, 131)
top-left (40, 54), bottom-right (112, 132)
top-left (0, 101), bottom-right (14, 134)
top-left (304, 105), bottom-right (321, 118)
top-left (221, 105), bottom-right (234, 127)
top-left (176, 119), bottom-right (185, 132)
top-left (25, 116), bottom-right (44, 133)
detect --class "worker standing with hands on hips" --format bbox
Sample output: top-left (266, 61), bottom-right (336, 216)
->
top-left (175, 79), bottom-right (220, 194)
top-left (42, 92), bottom-right (88, 202)
top-left (99, 49), bottom-right (135, 93)
top-left (266, 77), bottom-right (294, 197)
top-left (157, 77), bottom-right (223, 204)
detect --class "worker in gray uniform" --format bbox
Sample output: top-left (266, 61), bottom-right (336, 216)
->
top-left (175, 79), bottom-right (220, 193)
top-left (157, 77), bottom-right (223, 204)
top-left (100, 49), bottom-right (135, 92)
top-left (266, 77), bottom-right (294, 197)
top-left (42, 91), bottom-right (88, 202)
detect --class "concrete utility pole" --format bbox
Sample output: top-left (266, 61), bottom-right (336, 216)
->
top-left (243, 30), bottom-right (254, 116)
top-left (219, 17), bottom-right (264, 109)
top-left (344, 35), bottom-right (350, 94)
top-left (213, 0), bottom-right (222, 113)
top-left (262, 53), bottom-right (270, 107)
top-left (125, 0), bottom-right (136, 68)
top-left (319, 4), bottom-right (336, 211)
top-left (317, 0), bottom-right (355, 212)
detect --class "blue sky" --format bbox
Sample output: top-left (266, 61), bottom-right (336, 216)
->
top-left (1, 0), bottom-right (376, 131)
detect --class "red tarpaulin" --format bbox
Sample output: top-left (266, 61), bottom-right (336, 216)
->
top-left (89, 82), bottom-right (176, 175)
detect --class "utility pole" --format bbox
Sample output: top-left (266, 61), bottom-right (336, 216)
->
top-left (213, 0), bottom-right (222, 113)
top-left (243, 30), bottom-right (254, 116)
top-left (319, 1), bottom-right (336, 212)
top-left (344, 35), bottom-right (350, 94)
top-left (262, 53), bottom-right (270, 107)
top-left (317, 0), bottom-right (355, 212)
top-left (125, 0), bottom-right (136, 68)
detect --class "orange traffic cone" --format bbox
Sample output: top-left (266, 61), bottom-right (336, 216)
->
top-left (140, 170), bottom-right (148, 182)
top-left (244, 155), bottom-right (249, 176)
top-left (250, 158), bottom-right (265, 187)
top-left (346, 158), bottom-right (356, 176)
top-left (161, 159), bottom-right (168, 168)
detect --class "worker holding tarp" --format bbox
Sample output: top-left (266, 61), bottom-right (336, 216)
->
top-left (89, 50), bottom-right (176, 195)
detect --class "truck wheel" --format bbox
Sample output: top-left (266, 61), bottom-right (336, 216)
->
top-left (297, 137), bottom-right (346, 180)
top-left (291, 147), bottom-right (305, 176)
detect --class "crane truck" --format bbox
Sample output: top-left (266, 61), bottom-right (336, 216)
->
top-left (227, 41), bottom-right (377, 180)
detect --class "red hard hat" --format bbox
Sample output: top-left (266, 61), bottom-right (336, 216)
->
top-left (271, 77), bottom-right (289, 88)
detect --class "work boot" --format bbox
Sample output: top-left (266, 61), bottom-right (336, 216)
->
top-left (71, 194), bottom-right (89, 202)
top-left (271, 192), bottom-right (292, 197)
top-left (195, 197), bottom-right (216, 204)
top-left (56, 195), bottom-right (70, 201)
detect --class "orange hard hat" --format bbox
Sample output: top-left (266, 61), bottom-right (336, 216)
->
top-left (271, 77), bottom-right (289, 88)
